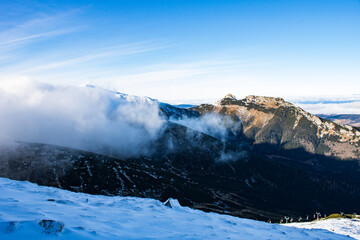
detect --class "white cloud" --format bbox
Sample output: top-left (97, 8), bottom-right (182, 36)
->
top-left (0, 11), bottom-right (80, 52)
top-left (19, 41), bottom-right (167, 74)
top-left (287, 95), bottom-right (360, 115)
top-left (0, 78), bottom-right (165, 158)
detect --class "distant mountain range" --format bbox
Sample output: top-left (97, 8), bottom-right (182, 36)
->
top-left (318, 114), bottom-right (360, 127)
top-left (1, 91), bottom-right (360, 222)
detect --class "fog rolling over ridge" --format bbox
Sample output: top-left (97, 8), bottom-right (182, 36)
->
top-left (0, 80), bottom-right (241, 160)
top-left (172, 113), bottom-right (242, 142)
top-left (170, 114), bottom-right (249, 162)
top-left (0, 80), bottom-right (165, 158)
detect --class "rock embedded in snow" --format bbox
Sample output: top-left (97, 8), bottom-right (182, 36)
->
top-left (164, 198), bottom-right (181, 208)
top-left (38, 220), bottom-right (64, 235)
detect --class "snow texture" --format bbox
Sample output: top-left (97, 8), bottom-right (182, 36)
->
top-left (0, 177), bottom-right (356, 240)
top-left (288, 218), bottom-right (360, 240)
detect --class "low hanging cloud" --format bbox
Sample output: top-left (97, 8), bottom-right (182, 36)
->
top-left (171, 113), bottom-right (242, 142)
top-left (171, 113), bottom-right (248, 162)
top-left (296, 101), bottom-right (360, 115)
top-left (0, 78), bottom-right (165, 158)
top-left (288, 95), bottom-right (360, 115)
top-left (0, 77), bottom-right (250, 162)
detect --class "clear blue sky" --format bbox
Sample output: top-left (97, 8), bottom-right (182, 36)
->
top-left (0, 0), bottom-right (359, 102)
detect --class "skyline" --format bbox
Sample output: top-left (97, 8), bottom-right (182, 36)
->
top-left (0, 0), bottom-right (359, 104)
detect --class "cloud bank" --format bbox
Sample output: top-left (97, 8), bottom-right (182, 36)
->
top-left (297, 102), bottom-right (360, 115)
top-left (289, 96), bottom-right (360, 115)
top-left (0, 78), bottom-right (165, 158)
top-left (0, 78), bottom-right (248, 162)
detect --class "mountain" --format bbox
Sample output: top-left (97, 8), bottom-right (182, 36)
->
top-left (318, 114), bottom-right (360, 128)
top-left (192, 94), bottom-right (360, 160)
top-left (159, 102), bottom-right (200, 119)
top-left (1, 177), bottom-right (354, 240)
top-left (1, 91), bottom-right (360, 223)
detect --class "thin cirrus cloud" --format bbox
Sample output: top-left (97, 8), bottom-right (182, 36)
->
top-left (91, 59), bottom-right (260, 101)
top-left (110, 60), bottom-right (237, 84)
top-left (0, 8), bottom-right (175, 85)
top-left (0, 11), bottom-right (81, 51)
top-left (0, 28), bottom-right (73, 47)
top-left (18, 41), bottom-right (170, 74)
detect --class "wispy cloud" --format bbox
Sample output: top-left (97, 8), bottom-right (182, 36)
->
top-left (106, 60), bottom-right (239, 85)
top-left (0, 28), bottom-right (73, 47)
top-left (0, 7), bottom-right (171, 82)
top-left (0, 11), bottom-right (80, 52)
top-left (17, 41), bottom-right (167, 74)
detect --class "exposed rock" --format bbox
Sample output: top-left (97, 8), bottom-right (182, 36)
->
top-left (164, 198), bottom-right (181, 208)
top-left (216, 93), bottom-right (237, 105)
top-left (39, 220), bottom-right (64, 235)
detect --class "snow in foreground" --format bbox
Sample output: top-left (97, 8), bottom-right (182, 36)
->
top-left (288, 218), bottom-right (360, 240)
top-left (0, 177), bottom-right (354, 240)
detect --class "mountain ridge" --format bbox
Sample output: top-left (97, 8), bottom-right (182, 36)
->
top-left (192, 94), bottom-right (360, 160)
top-left (1, 90), bottom-right (360, 222)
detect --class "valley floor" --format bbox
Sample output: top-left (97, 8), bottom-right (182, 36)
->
top-left (0, 177), bottom-right (357, 240)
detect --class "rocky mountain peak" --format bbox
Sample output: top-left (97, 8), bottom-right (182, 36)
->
top-left (240, 95), bottom-right (297, 110)
top-left (224, 93), bottom-right (237, 100)
top-left (243, 95), bottom-right (285, 105)
top-left (215, 93), bottom-right (237, 105)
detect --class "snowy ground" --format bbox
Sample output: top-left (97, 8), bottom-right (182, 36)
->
top-left (288, 218), bottom-right (360, 240)
top-left (0, 177), bottom-right (356, 240)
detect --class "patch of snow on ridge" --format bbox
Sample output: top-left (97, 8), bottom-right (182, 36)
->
top-left (0, 177), bottom-right (355, 240)
top-left (86, 84), bottom-right (158, 105)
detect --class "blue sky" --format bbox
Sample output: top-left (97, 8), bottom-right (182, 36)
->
top-left (0, 0), bottom-right (359, 103)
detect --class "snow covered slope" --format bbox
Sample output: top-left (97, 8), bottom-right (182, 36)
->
top-left (0, 177), bottom-right (355, 240)
top-left (288, 219), bottom-right (360, 240)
